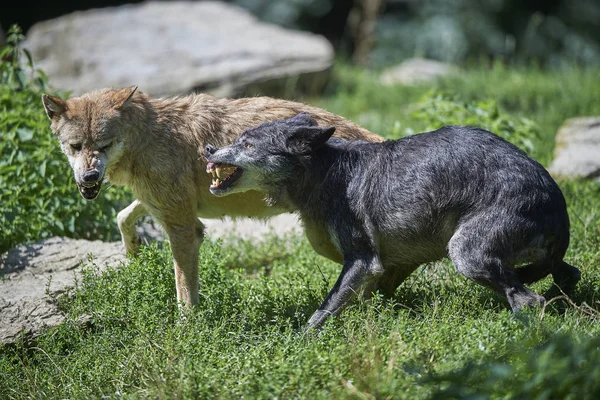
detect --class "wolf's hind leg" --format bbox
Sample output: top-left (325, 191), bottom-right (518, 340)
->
top-left (448, 222), bottom-right (545, 312)
top-left (515, 259), bottom-right (580, 298)
top-left (117, 200), bottom-right (148, 255)
top-left (546, 261), bottom-right (581, 298)
top-left (307, 253), bottom-right (383, 329)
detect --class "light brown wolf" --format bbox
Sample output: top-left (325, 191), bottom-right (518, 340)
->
top-left (41, 86), bottom-right (384, 306)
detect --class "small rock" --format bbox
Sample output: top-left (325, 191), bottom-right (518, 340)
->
top-left (24, 1), bottom-right (333, 97)
top-left (380, 58), bottom-right (459, 86)
top-left (548, 117), bottom-right (600, 180)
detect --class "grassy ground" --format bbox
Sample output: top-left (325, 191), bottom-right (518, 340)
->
top-left (2, 64), bottom-right (600, 399)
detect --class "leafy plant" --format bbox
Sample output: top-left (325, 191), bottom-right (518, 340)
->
top-left (0, 25), bottom-right (132, 253)
top-left (0, 25), bottom-right (47, 91)
top-left (410, 91), bottom-right (539, 154)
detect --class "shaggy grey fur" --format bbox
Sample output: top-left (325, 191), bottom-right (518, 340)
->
top-left (206, 113), bottom-right (580, 329)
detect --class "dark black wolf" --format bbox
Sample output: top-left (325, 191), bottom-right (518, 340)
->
top-left (205, 113), bottom-right (580, 329)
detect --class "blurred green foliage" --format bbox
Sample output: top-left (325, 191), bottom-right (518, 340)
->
top-left (229, 0), bottom-right (600, 68)
top-left (0, 26), bottom-right (47, 92)
top-left (375, 0), bottom-right (600, 67)
top-left (430, 333), bottom-right (600, 399)
top-left (0, 25), bottom-right (132, 253)
top-left (316, 62), bottom-right (600, 164)
top-left (410, 91), bottom-right (539, 154)
top-left (230, 0), bottom-right (335, 28)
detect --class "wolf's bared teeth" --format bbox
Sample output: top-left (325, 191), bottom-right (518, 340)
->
top-left (216, 167), bottom-right (222, 178)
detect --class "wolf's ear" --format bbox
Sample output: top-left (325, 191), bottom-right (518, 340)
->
top-left (287, 113), bottom-right (317, 127)
top-left (112, 86), bottom-right (138, 109)
top-left (287, 126), bottom-right (336, 153)
top-left (41, 94), bottom-right (68, 120)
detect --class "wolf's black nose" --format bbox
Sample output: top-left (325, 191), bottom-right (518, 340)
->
top-left (82, 170), bottom-right (100, 182)
top-left (205, 145), bottom-right (217, 158)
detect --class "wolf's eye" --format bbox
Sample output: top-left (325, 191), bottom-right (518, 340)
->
top-left (245, 143), bottom-right (253, 149)
top-left (70, 143), bottom-right (82, 151)
top-left (100, 144), bottom-right (112, 152)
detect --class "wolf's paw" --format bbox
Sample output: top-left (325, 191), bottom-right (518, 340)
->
top-left (509, 291), bottom-right (545, 313)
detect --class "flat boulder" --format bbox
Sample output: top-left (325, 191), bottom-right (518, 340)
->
top-left (380, 58), bottom-right (459, 86)
top-left (24, 1), bottom-right (333, 97)
top-left (0, 237), bottom-right (124, 344)
top-left (548, 117), bottom-right (600, 180)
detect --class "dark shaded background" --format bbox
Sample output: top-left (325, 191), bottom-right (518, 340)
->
top-left (2, 0), bottom-right (600, 67)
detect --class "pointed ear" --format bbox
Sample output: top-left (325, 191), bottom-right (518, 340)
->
top-left (112, 86), bottom-right (138, 109)
top-left (287, 126), bottom-right (336, 153)
top-left (287, 113), bottom-right (317, 127)
top-left (41, 94), bottom-right (68, 120)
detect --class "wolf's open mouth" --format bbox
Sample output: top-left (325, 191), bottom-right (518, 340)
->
top-left (77, 181), bottom-right (102, 200)
top-left (206, 162), bottom-right (243, 191)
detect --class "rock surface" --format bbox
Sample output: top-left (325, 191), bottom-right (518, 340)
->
top-left (380, 58), bottom-right (459, 86)
top-left (202, 213), bottom-right (301, 242)
top-left (548, 117), bottom-right (600, 180)
top-left (24, 1), bottom-right (333, 97)
top-left (0, 237), bottom-right (124, 344)
top-left (0, 214), bottom-right (301, 344)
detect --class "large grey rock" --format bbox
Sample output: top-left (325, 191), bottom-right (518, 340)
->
top-left (548, 117), bottom-right (600, 180)
top-left (24, 1), bottom-right (333, 97)
top-left (0, 238), bottom-right (125, 344)
top-left (380, 58), bottom-right (459, 86)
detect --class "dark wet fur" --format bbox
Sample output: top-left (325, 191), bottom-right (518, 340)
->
top-left (206, 114), bottom-right (580, 329)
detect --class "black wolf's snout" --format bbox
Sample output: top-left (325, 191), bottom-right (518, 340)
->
top-left (82, 169), bottom-right (100, 183)
top-left (205, 145), bottom-right (218, 159)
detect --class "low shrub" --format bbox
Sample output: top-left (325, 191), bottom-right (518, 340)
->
top-left (0, 26), bottom-right (132, 253)
top-left (410, 91), bottom-right (539, 155)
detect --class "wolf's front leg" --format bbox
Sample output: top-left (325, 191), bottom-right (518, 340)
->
top-left (117, 200), bottom-right (148, 255)
top-left (164, 218), bottom-right (205, 306)
top-left (307, 254), bottom-right (383, 329)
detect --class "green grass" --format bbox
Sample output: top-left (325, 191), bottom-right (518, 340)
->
top-left (2, 63), bottom-right (600, 398)
top-left (317, 63), bottom-right (600, 166)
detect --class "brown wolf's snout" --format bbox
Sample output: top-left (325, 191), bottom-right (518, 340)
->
top-left (82, 170), bottom-right (101, 183)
